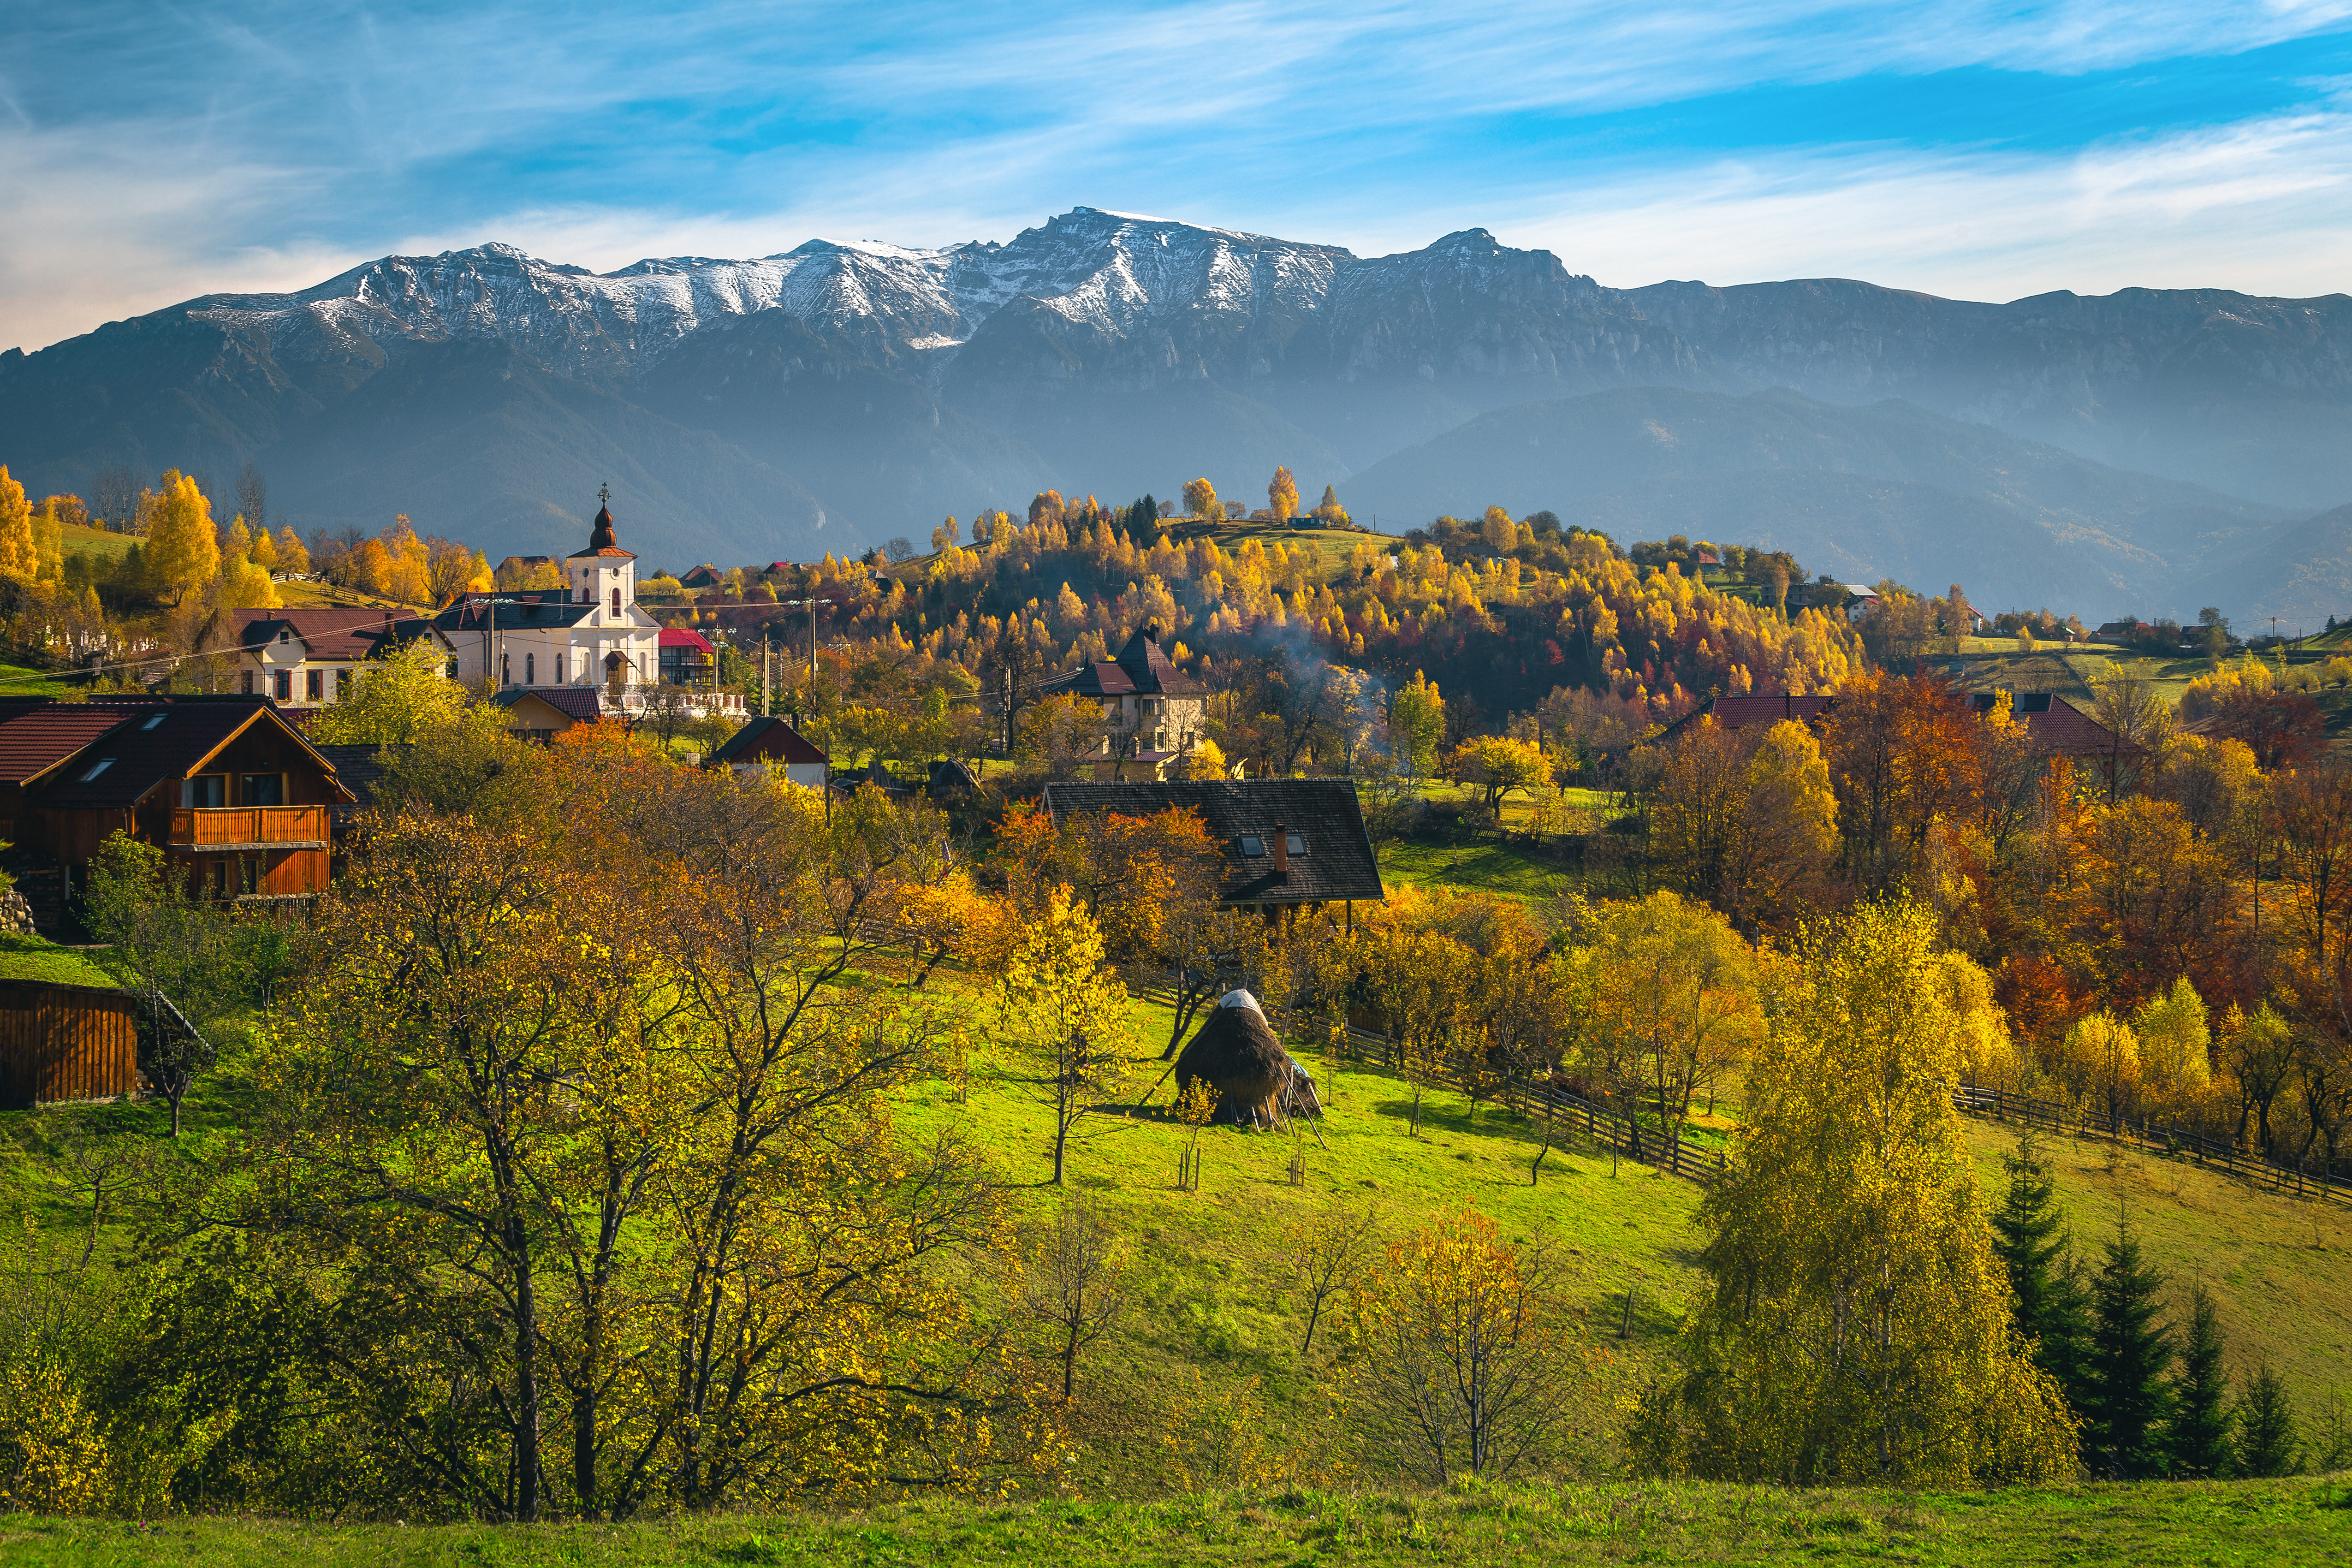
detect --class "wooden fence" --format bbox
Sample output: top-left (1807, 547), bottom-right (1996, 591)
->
top-left (0, 978), bottom-right (141, 1107)
top-left (1952, 1084), bottom-right (2350, 1206)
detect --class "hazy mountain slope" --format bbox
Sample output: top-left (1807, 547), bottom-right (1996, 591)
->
top-left (267, 341), bottom-right (827, 566)
top-left (2200, 502), bottom-right (2352, 630)
top-left (1623, 279), bottom-right (2352, 508)
top-left (1341, 387), bottom-right (2287, 616)
top-left (636, 310), bottom-right (1056, 537)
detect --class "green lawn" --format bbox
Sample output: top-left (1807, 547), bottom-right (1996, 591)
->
top-left (898, 981), bottom-right (1708, 1489)
top-left (0, 660), bottom-right (75, 697)
top-left (1958, 1117), bottom-right (2352, 1420)
top-left (5, 1477), bottom-right (2347, 1564)
top-left (0, 931), bottom-right (117, 988)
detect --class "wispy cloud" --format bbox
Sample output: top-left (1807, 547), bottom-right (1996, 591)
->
top-left (5, 1), bottom-right (2352, 348)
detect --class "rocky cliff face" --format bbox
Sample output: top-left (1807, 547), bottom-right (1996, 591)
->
top-left (6, 207), bottom-right (2351, 617)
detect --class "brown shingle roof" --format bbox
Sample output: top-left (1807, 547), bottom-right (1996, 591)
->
top-left (25, 697), bottom-right (356, 809)
top-left (707, 715), bottom-right (826, 766)
top-left (1970, 692), bottom-right (2138, 757)
top-left (1041, 625), bottom-right (1203, 700)
top-left (0, 706), bottom-right (134, 784)
top-left (1043, 778), bottom-right (1384, 906)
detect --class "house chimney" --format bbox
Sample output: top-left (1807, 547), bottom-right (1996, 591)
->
top-left (1271, 822), bottom-right (1288, 880)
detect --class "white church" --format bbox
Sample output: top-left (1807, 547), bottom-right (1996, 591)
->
top-left (434, 489), bottom-right (660, 692)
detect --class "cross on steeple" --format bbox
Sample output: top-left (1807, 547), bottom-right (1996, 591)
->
top-left (598, 481), bottom-right (611, 506)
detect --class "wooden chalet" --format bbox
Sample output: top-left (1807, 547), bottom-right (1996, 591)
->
top-left (0, 695), bottom-right (355, 932)
top-left (1041, 778), bottom-right (1384, 922)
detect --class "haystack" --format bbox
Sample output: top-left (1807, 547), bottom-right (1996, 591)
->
top-left (1173, 990), bottom-right (1318, 1129)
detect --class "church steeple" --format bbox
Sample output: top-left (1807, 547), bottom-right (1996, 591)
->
top-left (588, 482), bottom-right (618, 552)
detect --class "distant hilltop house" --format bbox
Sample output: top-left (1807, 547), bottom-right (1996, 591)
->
top-left (1037, 624), bottom-right (1206, 775)
top-left (679, 564), bottom-right (725, 590)
top-left (0, 695), bottom-right (355, 937)
top-left (228, 608), bottom-right (451, 708)
top-left (1041, 778), bottom-right (1384, 923)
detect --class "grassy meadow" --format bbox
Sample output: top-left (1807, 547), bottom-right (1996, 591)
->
top-left (4, 1477), bottom-right (2348, 1565)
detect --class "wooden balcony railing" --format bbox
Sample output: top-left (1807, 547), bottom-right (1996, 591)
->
top-left (166, 806), bottom-right (330, 852)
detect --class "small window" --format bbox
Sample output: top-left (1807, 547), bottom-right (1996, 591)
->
top-left (335, 668), bottom-right (350, 700)
top-left (140, 713), bottom-right (166, 731)
top-left (241, 671), bottom-right (254, 695)
top-left (183, 775), bottom-right (226, 808)
top-left (272, 670), bottom-right (291, 701)
top-left (78, 757), bottom-right (115, 782)
top-left (1237, 834), bottom-right (1264, 856)
top-left (240, 858), bottom-right (259, 896)
top-left (242, 774), bottom-right (285, 807)
top-left (305, 669), bottom-right (323, 701)
top-left (611, 587), bottom-right (622, 615)
top-left (526, 653), bottom-right (536, 684)
top-left (556, 655), bottom-right (567, 683)
top-left (1285, 832), bottom-right (1307, 855)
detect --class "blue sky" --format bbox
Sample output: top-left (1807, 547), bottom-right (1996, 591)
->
top-left (5, 1), bottom-right (2351, 350)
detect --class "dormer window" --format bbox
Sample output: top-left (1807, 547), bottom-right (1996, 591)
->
top-left (1237, 834), bottom-right (1264, 857)
top-left (1285, 832), bottom-right (1307, 855)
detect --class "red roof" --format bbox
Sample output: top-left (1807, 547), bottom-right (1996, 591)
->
top-left (1696, 694), bottom-right (1839, 729)
top-left (1971, 692), bottom-right (2136, 757)
top-left (659, 628), bottom-right (714, 652)
top-left (0, 706), bottom-right (131, 784)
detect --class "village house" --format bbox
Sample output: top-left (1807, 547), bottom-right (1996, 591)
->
top-left (703, 714), bottom-right (829, 789)
top-left (1661, 688), bottom-right (2135, 765)
top-left (1041, 778), bottom-right (1384, 924)
top-left (227, 608), bottom-right (451, 708)
top-left (1036, 624), bottom-right (1207, 773)
top-left (0, 695), bottom-right (354, 935)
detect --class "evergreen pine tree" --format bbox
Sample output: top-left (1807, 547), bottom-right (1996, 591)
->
top-left (1990, 1135), bottom-right (2096, 1420)
top-left (2166, 1281), bottom-right (2233, 1477)
top-left (2233, 1362), bottom-right (2303, 1477)
top-left (1991, 1134), bottom-right (2067, 1336)
top-left (2086, 1222), bottom-right (2175, 1479)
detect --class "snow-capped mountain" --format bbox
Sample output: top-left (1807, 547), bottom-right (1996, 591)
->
top-left (6, 206), bottom-right (2352, 618)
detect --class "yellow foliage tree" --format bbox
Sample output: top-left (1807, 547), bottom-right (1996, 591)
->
top-left (138, 470), bottom-right (220, 604)
top-left (0, 1359), bottom-right (108, 1513)
top-left (2130, 977), bottom-right (2211, 1114)
top-left (274, 526), bottom-right (310, 574)
top-left (2059, 1012), bottom-right (2141, 1128)
top-left (1629, 898), bottom-right (2077, 1484)
top-left (0, 464), bottom-right (36, 580)
top-left (30, 495), bottom-right (65, 581)
top-left (1267, 466), bottom-right (1299, 524)
top-left (1182, 477), bottom-right (1220, 521)
top-left (247, 520), bottom-right (277, 570)
top-left (1390, 670), bottom-right (1446, 778)
top-left (1181, 737), bottom-right (1228, 780)
top-left (992, 888), bottom-right (1132, 1184)
top-left (219, 552), bottom-right (279, 609)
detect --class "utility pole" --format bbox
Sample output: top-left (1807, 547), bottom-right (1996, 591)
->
top-left (762, 629), bottom-right (772, 717)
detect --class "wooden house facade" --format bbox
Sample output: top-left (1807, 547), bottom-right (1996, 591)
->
top-left (0, 695), bottom-right (355, 931)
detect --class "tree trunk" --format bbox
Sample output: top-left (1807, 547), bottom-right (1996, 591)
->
top-left (510, 1218), bottom-right (541, 1521)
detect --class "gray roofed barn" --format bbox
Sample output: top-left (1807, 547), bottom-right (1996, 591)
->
top-left (1041, 778), bottom-right (1384, 909)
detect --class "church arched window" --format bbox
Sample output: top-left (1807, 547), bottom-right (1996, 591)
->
top-left (525, 653), bottom-right (535, 684)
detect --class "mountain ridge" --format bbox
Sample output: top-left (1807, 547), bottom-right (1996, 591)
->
top-left (5, 206), bottom-right (2351, 619)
